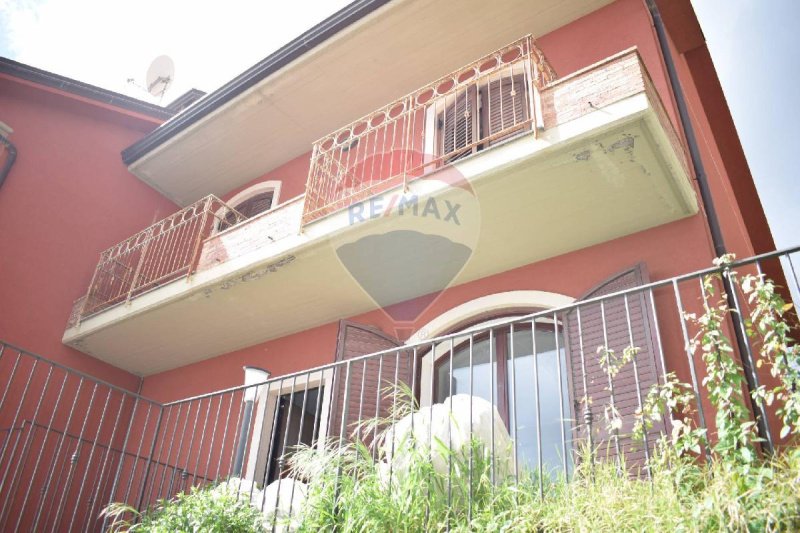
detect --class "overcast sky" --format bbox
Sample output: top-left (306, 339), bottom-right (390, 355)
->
top-left (0, 0), bottom-right (797, 249)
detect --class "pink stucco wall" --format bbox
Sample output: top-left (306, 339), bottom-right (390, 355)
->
top-left (0, 74), bottom-right (178, 389)
top-left (140, 0), bottom-right (769, 402)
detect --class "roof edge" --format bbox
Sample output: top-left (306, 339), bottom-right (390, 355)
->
top-left (0, 57), bottom-right (175, 120)
top-left (121, 0), bottom-right (392, 166)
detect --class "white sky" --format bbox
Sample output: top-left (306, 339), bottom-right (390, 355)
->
top-left (1, 0), bottom-right (797, 250)
top-left (0, 0), bottom-right (351, 100)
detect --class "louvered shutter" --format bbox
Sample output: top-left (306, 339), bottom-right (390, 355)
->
top-left (219, 191), bottom-right (274, 230)
top-left (329, 321), bottom-right (413, 445)
top-left (483, 73), bottom-right (529, 143)
top-left (564, 264), bottom-right (666, 469)
top-left (237, 191), bottom-right (274, 218)
top-left (438, 86), bottom-right (478, 163)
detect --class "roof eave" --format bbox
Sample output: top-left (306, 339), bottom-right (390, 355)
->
top-left (120, 0), bottom-right (391, 166)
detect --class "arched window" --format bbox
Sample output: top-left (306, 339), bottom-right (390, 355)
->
top-left (218, 181), bottom-right (281, 231)
top-left (430, 317), bottom-right (572, 477)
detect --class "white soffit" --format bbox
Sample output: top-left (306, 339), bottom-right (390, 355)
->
top-left (128, 0), bottom-right (614, 206)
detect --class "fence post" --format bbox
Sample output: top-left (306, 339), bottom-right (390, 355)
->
top-left (126, 228), bottom-right (154, 305)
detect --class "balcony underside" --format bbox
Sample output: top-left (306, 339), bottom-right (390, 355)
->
top-left (64, 92), bottom-right (696, 375)
top-left (127, 0), bottom-right (613, 206)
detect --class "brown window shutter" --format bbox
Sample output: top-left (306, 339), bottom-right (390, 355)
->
top-left (219, 191), bottom-right (274, 230)
top-left (565, 264), bottom-right (666, 468)
top-left (329, 321), bottom-right (413, 444)
top-left (483, 73), bottom-right (529, 143)
top-left (236, 191), bottom-right (274, 218)
top-left (438, 86), bottom-right (478, 162)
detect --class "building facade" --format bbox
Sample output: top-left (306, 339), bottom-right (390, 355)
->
top-left (0, 0), bottom-right (792, 530)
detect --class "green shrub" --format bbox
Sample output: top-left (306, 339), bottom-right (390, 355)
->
top-left (102, 483), bottom-right (266, 533)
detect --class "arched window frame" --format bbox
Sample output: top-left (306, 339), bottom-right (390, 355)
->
top-left (216, 180), bottom-right (282, 232)
top-left (413, 291), bottom-right (576, 476)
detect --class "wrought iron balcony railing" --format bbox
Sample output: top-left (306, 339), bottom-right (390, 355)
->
top-left (68, 195), bottom-right (245, 327)
top-left (302, 35), bottom-right (556, 225)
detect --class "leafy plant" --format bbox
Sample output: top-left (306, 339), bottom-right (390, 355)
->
top-left (741, 268), bottom-right (800, 439)
top-left (102, 483), bottom-right (267, 533)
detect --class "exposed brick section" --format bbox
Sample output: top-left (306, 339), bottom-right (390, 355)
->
top-left (197, 197), bottom-right (303, 272)
top-left (541, 50), bottom-right (647, 129)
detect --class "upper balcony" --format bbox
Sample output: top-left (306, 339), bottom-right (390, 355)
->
top-left (64, 38), bottom-right (697, 375)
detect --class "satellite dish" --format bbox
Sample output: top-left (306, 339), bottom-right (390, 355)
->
top-left (146, 55), bottom-right (175, 99)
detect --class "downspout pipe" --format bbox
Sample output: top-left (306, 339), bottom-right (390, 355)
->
top-left (0, 134), bottom-right (17, 190)
top-left (645, 0), bottom-right (773, 453)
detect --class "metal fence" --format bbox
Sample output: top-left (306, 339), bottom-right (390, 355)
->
top-left (302, 35), bottom-right (556, 224)
top-left (2, 246), bottom-right (798, 531)
top-left (68, 195), bottom-right (245, 327)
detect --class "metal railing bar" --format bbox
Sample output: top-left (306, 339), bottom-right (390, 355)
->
top-left (554, 312), bottom-right (569, 479)
top-left (726, 268), bottom-right (774, 451)
top-left (155, 402), bottom-right (184, 502)
top-left (32, 377), bottom-right (84, 531)
top-left (84, 392), bottom-right (129, 531)
top-left (202, 395), bottom-right (225, 489)
top-left (0, 364), bottom-right (53, 529)
top-left (0, 357), bottom-right (38, 496)
top-left (287, 370), bottom-right (314, 521)
top-left (213, 393), bottom-right (235, 481)
top-left (623, 294), bottom-right (651, 476)
top-left (0, 341), bottom-right (158, 405)
top-left (271, 374), bottom-right (299, 531)
top-left (13, 372), bottom-right (70, 529)
top-left (66, 388), bottom-right (113, 532)
top-left (671, 279), bottom-right (711, 463)
top-left (121, 402), bottom-right (152, 508)
top-left (531, 318), bottom-right (544, 499)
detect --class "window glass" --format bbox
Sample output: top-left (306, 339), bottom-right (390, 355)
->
top-left (435, 336), bottom-right (498, 406)
top-left (507, 325), bottom-right (572, 476)
top-left (433, 321), bottom-right (572, 477)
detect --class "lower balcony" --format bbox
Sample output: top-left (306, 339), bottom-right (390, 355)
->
top-left (63, 43), bottom-right (696, 375)
top-left (10, 246), bottom-right (800, 530)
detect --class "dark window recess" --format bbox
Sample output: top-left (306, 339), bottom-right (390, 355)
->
top-left (219, 190), bottom-right (274, 231)
top-left (437, 73), bottom-right (529, 163)
top-left (265, 386), bottom-right (324, 485)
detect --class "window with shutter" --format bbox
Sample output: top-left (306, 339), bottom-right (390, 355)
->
top-left (482, 73), bottom-right (529, 144)
top-left (435, 71), bottom-right (530, 163)
top-left (438, 86), bottom-right (479, 163)
top-left (218, 190), bottom-right (275, 231)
